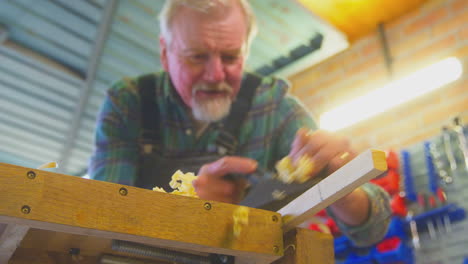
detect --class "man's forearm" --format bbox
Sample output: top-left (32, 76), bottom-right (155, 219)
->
top-left (329, 187), bottom-right (370, 226)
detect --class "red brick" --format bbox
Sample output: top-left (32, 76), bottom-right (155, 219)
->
top-left (411, 33), bottom-right (457, 58)
top-left (302, 95), bottom-right (326, 115)
top-left (397, 126), bottom-right (441, 148)
top-left (327, 89), bottom-right (355, 109)
top-left (393, 33), bottom-right (457, 76)
top-left (391, 90), bottom-right (443, 118)
top-left (387, 6), bottom-right (422, 35)
top-left (444, 78), bottom-right (468, 98)
top-left (345, 54), bottom-right (384, 76)
top-left (391, 29), bottom-right (431, 57)
top-left (420, 0), bottom-right (449, 12)
top-left (452, 42), bottom-right (468, 57)
top-left (374, 117), bottom-right (423, 147)
top-left (422, 97), bottom-right (468, 126)
top-left (308, 76), bottom-right (346, 97)
top-left (340, 110), bottom-right (398, 139)
top-left (327, 70), bottom-right (386, 107)
top-left (323, 60), bottom-right (347, 75)
top-left (291, 55), bottom-right (353, 96)
top-left (432, 8), bottom-right (468, 36)
top-left (347, 70), bottom-right (387, 92)
top-left (352, 140), bottom-right (373, 153)
top-left (291, 71), bottom-right (323, 96)
top-left (404, 6), bottom-right (449, 35)
top-left (452, 0), bottom-right (468, 13)
top-left (445, 94), bottom-right (468, 114)
top-left (324, 49), bottom-right (362, 72)
top-left (359, 35), bottom-right (380, 57)
top-left (462, 26), bottom-right (468, 40)
top-left (386, 26), bottom-right (403, 45)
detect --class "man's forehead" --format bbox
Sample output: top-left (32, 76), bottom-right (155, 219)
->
top-left (173, 0), bottom-right (242, 22)
top-left (181, 47), bottom-right (244, 54)
top-left (170, 2), bottom-right (248, 51)
top-left (174, 0), bottom-right (237, 13)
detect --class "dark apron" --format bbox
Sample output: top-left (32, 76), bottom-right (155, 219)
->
top-left (134, 73), bottom-right (262, 191)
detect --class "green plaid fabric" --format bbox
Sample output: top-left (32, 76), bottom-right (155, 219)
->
top-left (88, 71), bottom-right (390, 246)
top-left (88, 71), bottom-right (316, 184)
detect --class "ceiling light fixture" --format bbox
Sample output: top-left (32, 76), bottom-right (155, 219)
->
top-left (320, 57), bottom-right (463, 131)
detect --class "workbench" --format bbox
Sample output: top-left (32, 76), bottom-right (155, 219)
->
top-left (0, 149), bottom-right (386, 264)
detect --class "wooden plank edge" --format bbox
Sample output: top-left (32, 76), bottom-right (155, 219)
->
top-left (278, 149), bottom-right (387, 232)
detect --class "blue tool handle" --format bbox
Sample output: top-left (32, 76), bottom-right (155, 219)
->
top-left (424, 141), bottom-right (438, 194)
top-left (402, 150), bottom-right (417, 202)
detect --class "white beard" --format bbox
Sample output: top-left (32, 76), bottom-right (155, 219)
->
top-left (191, 82), bottom-right (233, 123)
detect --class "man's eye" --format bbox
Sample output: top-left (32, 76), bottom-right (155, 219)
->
top-left (190, 54), bottom-right (208, 62)
top-left (222, 55), bottom-right (239, 63)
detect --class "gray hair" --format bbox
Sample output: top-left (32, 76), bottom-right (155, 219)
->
top-left (159, 0), bottom-right (257, 50)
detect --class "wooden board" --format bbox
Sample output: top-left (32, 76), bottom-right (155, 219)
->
top-left (0, 163), bottom-right (283, 263)
top-left (278, 149), bottom-right (387, 232)
top-left (298, 0), bottom-right (428, 42)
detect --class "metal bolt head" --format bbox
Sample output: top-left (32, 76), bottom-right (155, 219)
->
top-left (119, 187), bottom-right (128, 196)
top-left (204, 202), bottom-right (212, 210)
top-left (272, 215), bottom-right (278, 222)
top-left (27, 171), bottom-right (36, 179)
top-left (21, 205), bottom-right (31, 214)
top-left (273, 245), bottom-right (279, 254)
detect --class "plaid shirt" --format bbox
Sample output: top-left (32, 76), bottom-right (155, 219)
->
top-left (89, 71), bottom-right (391, 246)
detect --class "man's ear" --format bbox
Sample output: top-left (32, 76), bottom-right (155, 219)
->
top-left (159, 36), bottom-right (169, 72)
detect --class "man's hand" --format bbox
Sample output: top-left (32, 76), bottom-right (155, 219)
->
top-left (193, 157), bottom-right (257, 204)
top-left (289, 128), bottom-right (356, 178)
top-left (290, 128), bottom-right (370, 226)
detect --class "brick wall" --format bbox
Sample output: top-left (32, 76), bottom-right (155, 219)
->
top-left (290, 1), bottom-right (468, 263)
top-left (289, 0), bottom-right (468, 152)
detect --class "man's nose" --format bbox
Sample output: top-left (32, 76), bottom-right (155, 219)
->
top-left (204, 56), bottom-right (225, 83)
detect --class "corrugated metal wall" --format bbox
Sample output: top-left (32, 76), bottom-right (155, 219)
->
top-left (0, 0), bottom-right (107, 175)
top-left (0, 45), bottom-right (83, 170)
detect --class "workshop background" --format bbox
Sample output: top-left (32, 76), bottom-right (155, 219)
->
top-left (0, 0), bottom-right (467, 263)
top-left (290, 0), bottom-right (468, 263)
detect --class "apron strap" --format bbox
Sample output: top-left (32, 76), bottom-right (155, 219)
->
top-left (138, 74), bottom-right (159, 154)
top-left (215, 73), bottom-right (262, 155)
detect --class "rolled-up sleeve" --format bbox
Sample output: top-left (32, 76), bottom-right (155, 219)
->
top-left (327, 183), bottom-right (392, 247)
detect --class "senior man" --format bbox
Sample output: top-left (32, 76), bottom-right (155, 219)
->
top-left (89, 0), bottom-right (390, 247)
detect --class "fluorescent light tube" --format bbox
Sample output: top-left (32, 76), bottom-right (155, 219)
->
top-left (320, 57), bottom-right (463, 131)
